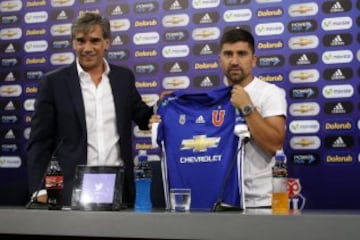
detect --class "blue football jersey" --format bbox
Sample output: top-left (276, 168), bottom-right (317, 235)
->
top-left (155, 86), bottom-right (246, 211)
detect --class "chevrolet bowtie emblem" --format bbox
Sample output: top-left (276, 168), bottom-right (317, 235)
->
top-left (165, 17), bottom-right (184, 24)
top-left (294, 72), bottom-right (314, 80)
top-left (294, 138), bottom-right (314, 146)
top-left (293, 105), bottom-right (314, 113)
top-left (181, 135), bottom-right (220, 152)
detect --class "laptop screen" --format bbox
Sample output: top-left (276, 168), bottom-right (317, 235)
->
top-left (81, 173), bottom-right (116, 204)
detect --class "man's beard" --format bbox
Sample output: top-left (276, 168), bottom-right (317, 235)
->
top-left (226, 69), bottom-right (244, 85)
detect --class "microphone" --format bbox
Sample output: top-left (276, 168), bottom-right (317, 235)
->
top-left (26, 138), bottom-right (64, 209)
top-left (234, 122), bottom-right (250, 142)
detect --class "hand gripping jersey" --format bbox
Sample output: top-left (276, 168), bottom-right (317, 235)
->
top-left (153, 87), bottom-right (247, 211)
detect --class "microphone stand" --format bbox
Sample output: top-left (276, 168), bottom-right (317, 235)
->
top-left (212, 124), bottom-right (249, 212)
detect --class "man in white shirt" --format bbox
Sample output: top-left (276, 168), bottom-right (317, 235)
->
top-left (219, 28), bottom-right (287, 208)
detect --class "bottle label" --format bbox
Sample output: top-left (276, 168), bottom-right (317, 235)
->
top-left (45, 176), bottom-right (64, 189)
top-left (134, 166), bottom-right (152, 178)
top-left (272, 177), bottom-right (288, 193)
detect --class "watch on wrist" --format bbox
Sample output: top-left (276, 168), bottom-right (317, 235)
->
top-left (241, 104), bottom-right (255, 116)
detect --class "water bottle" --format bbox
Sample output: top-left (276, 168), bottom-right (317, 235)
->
top-left (272, 149), bottom-right (289, 214)
top-left (45, 156), bottom-right (64, 210)
top-left (134, 150), bottom-right (152, 212)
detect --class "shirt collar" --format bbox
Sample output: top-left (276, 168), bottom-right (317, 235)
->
top-left (76, 58), bottom-right (111, 78)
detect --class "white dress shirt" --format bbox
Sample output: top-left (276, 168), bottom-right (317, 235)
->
top-left (77, 59), bottom-right (123, 166)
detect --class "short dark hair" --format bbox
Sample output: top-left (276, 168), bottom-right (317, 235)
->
top-left (71, 12), bottom-right (111, 40)
top-left (220, 28), bottom-right (255, 53)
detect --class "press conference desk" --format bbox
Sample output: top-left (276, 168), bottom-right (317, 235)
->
top-left (0, 208), bottom-right (359, 240)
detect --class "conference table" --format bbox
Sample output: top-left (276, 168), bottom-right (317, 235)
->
top-left (0, 207), bottom-right (359, 240)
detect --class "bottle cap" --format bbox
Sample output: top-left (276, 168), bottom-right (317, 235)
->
top-left (139, 150), bottom-right (147, 156)
top-left (275, 150), bottom-right (286, 162)
top-left (138, 150), bottom-right (148, 162)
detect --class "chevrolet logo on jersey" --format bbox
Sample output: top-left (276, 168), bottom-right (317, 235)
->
top-left (181, 135), bottom-right (220, 152)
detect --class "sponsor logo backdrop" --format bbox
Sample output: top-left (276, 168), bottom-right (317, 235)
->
top-left (1, 0), bottom-right (359, 208)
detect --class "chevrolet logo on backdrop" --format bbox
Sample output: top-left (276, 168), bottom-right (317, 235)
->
top-left (289, 102), bottom-right (320, 116)
top-left (192, 27), bottom-right (220, 40)
top-left (0, 28), bottom-right (22, 40)
top-left (50, 24), bottom-right (71, 36)
top-left (0, 85), bottom-right (22, 97)
top-left (162, 14), bottom-right (189, 26)
top-left (290, 136), bottom-right (321, 150)
top-left (50, 0), bottom-right (75, 7)
top-left (162, 76), bottom-right (190, 89)
top-left (289, 69), bottom-right (319, 83)
top-left (288, 3), bottom-right (318, 16)
top-left (0, 0), bottom-right (22, 11)
top-left (110, 19), bottom-right (130, 31)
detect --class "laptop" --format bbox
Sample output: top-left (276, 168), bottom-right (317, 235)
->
top-left (71, 165), bottom-right (125, 211)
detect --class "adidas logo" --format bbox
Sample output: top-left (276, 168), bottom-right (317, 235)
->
top-left (199, 44), bottom-right (213, 55)
top-left (112, 36), bottom-right (124, 45)
top-left (5, 44), bottom-right (16, 53)
top-left (330, 1), bottom-right (344, 13)
top-left (4, 72), bottom-right (16, 81)
top-left (200, 13), bottom-right (213, 24)
top-left (195, 115), bottom-right (206, 123)
top-left (331, 69), bottom-right (345, 80)
top-left (169, 0), bottom-right (182, 10)
top-left (4, 130), bottom-right (15, 139)
top-left (170, 62), bottom-right (182, 73)
top-left (112, 6), bottom-right (124, 15)
top-left (57, 10), bottom-right (68, 20)
top-left (331, 102), bottom-right (346, 114)
top-left (4, 101), bottom-right (15, 111)
top-left (332, 137), bottom-right (346, 148)
top-left (200, 77), bottom-right (213, 87)
top-left (330, 34), bottom-right (344, 46)
top-left (296, 54), bottom-right (311, 65)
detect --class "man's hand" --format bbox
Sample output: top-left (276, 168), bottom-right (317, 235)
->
top-left (148, 114), bottom-right (161, 129)
top-left (230, 85), bottom-right (252, 109)
top-left (31, 189), bottom-right (47, 203)
top-left (150, 90), bottom-right (172, 128)
top-left (158, 90), bottom-right (173, 104)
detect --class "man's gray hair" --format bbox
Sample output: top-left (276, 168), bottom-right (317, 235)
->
top-left (71, 12), bottom-right (111, 40)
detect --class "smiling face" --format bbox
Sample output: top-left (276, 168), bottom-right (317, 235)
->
top-left (219, 41), bottom-right (257, 86)
top-left (72, 24), bottom-right (110, 72)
